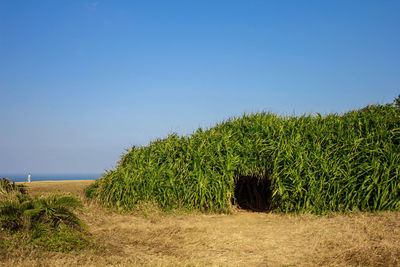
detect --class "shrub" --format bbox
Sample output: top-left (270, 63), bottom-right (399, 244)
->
top-left (26, 195), bottom-right (83, 230)
top-left (0, 191), bottom-right (89, 251)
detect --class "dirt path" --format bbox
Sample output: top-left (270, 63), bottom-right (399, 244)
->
top-left (4, 180), bottom-right (400, 266)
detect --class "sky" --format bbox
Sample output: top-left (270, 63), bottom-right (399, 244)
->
top-left (1, 0), bottom-right (399, 174)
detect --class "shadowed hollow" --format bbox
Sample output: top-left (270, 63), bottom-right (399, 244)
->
top-left (234, 175), bottom-right (271, 211)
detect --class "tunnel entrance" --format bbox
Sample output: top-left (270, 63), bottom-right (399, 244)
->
top-left (234, 175), bottom-right (271, 211)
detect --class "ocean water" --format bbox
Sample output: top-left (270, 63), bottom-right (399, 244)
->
top-left (0, 173), bottom-right (102, 182)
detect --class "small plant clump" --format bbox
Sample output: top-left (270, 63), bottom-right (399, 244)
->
top-left (0, 178), bottom-right (91, 252)
top-left (89, 96), bottom-right (400, 214)
top-left (0, 178), bottom-right (27, 196)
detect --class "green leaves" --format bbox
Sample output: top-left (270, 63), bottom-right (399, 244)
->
top-left (93, 97), bottom-right (400, 214)
top-left (1, 194), bottom-right (84, 237)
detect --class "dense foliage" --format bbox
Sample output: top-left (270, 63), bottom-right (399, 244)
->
top-left (0, 178), bottom-right (90, 252)
top-left (89, 97), bottom-right (400, 214)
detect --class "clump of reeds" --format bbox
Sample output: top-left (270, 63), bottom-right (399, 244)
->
top-left (89, 96), bottom-right (400, 214)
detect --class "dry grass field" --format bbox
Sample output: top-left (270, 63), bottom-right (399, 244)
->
top-left (1, 180), bottom-right (399, 267)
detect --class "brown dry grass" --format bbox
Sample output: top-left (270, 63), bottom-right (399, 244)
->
top-left (2, 180), bottom-right (400, 266)
top-left (18, 180), bottom-right (95, 196)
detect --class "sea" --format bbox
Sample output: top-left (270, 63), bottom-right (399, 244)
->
top-left (0, 173), bottom-right (102, 182)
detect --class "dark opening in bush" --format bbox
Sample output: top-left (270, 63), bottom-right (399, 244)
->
top-left (234, 175), bottom-right (271, 211)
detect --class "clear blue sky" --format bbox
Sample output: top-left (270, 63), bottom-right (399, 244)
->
top-left (1, 1), bottom-right (399, 174)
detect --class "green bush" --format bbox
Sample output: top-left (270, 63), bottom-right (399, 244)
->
top-left (0, 195), bottom-right (83, 231)
top-left (91, 97), bottom-right (400, 214)
top-left (0, 191), bottom-right (89, 251)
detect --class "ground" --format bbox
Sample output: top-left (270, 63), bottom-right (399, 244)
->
top-left (1, 180), bottom-right (399, 266)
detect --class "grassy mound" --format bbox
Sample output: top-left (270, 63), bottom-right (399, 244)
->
top-left (89, 96), bottom-right (400, 214)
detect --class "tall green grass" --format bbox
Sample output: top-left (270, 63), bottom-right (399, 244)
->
top-left (90, 97), bottom-right (400, 214)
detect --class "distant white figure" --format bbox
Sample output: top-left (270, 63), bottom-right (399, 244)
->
top-left (27, 173), bottom-right (31, 183)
